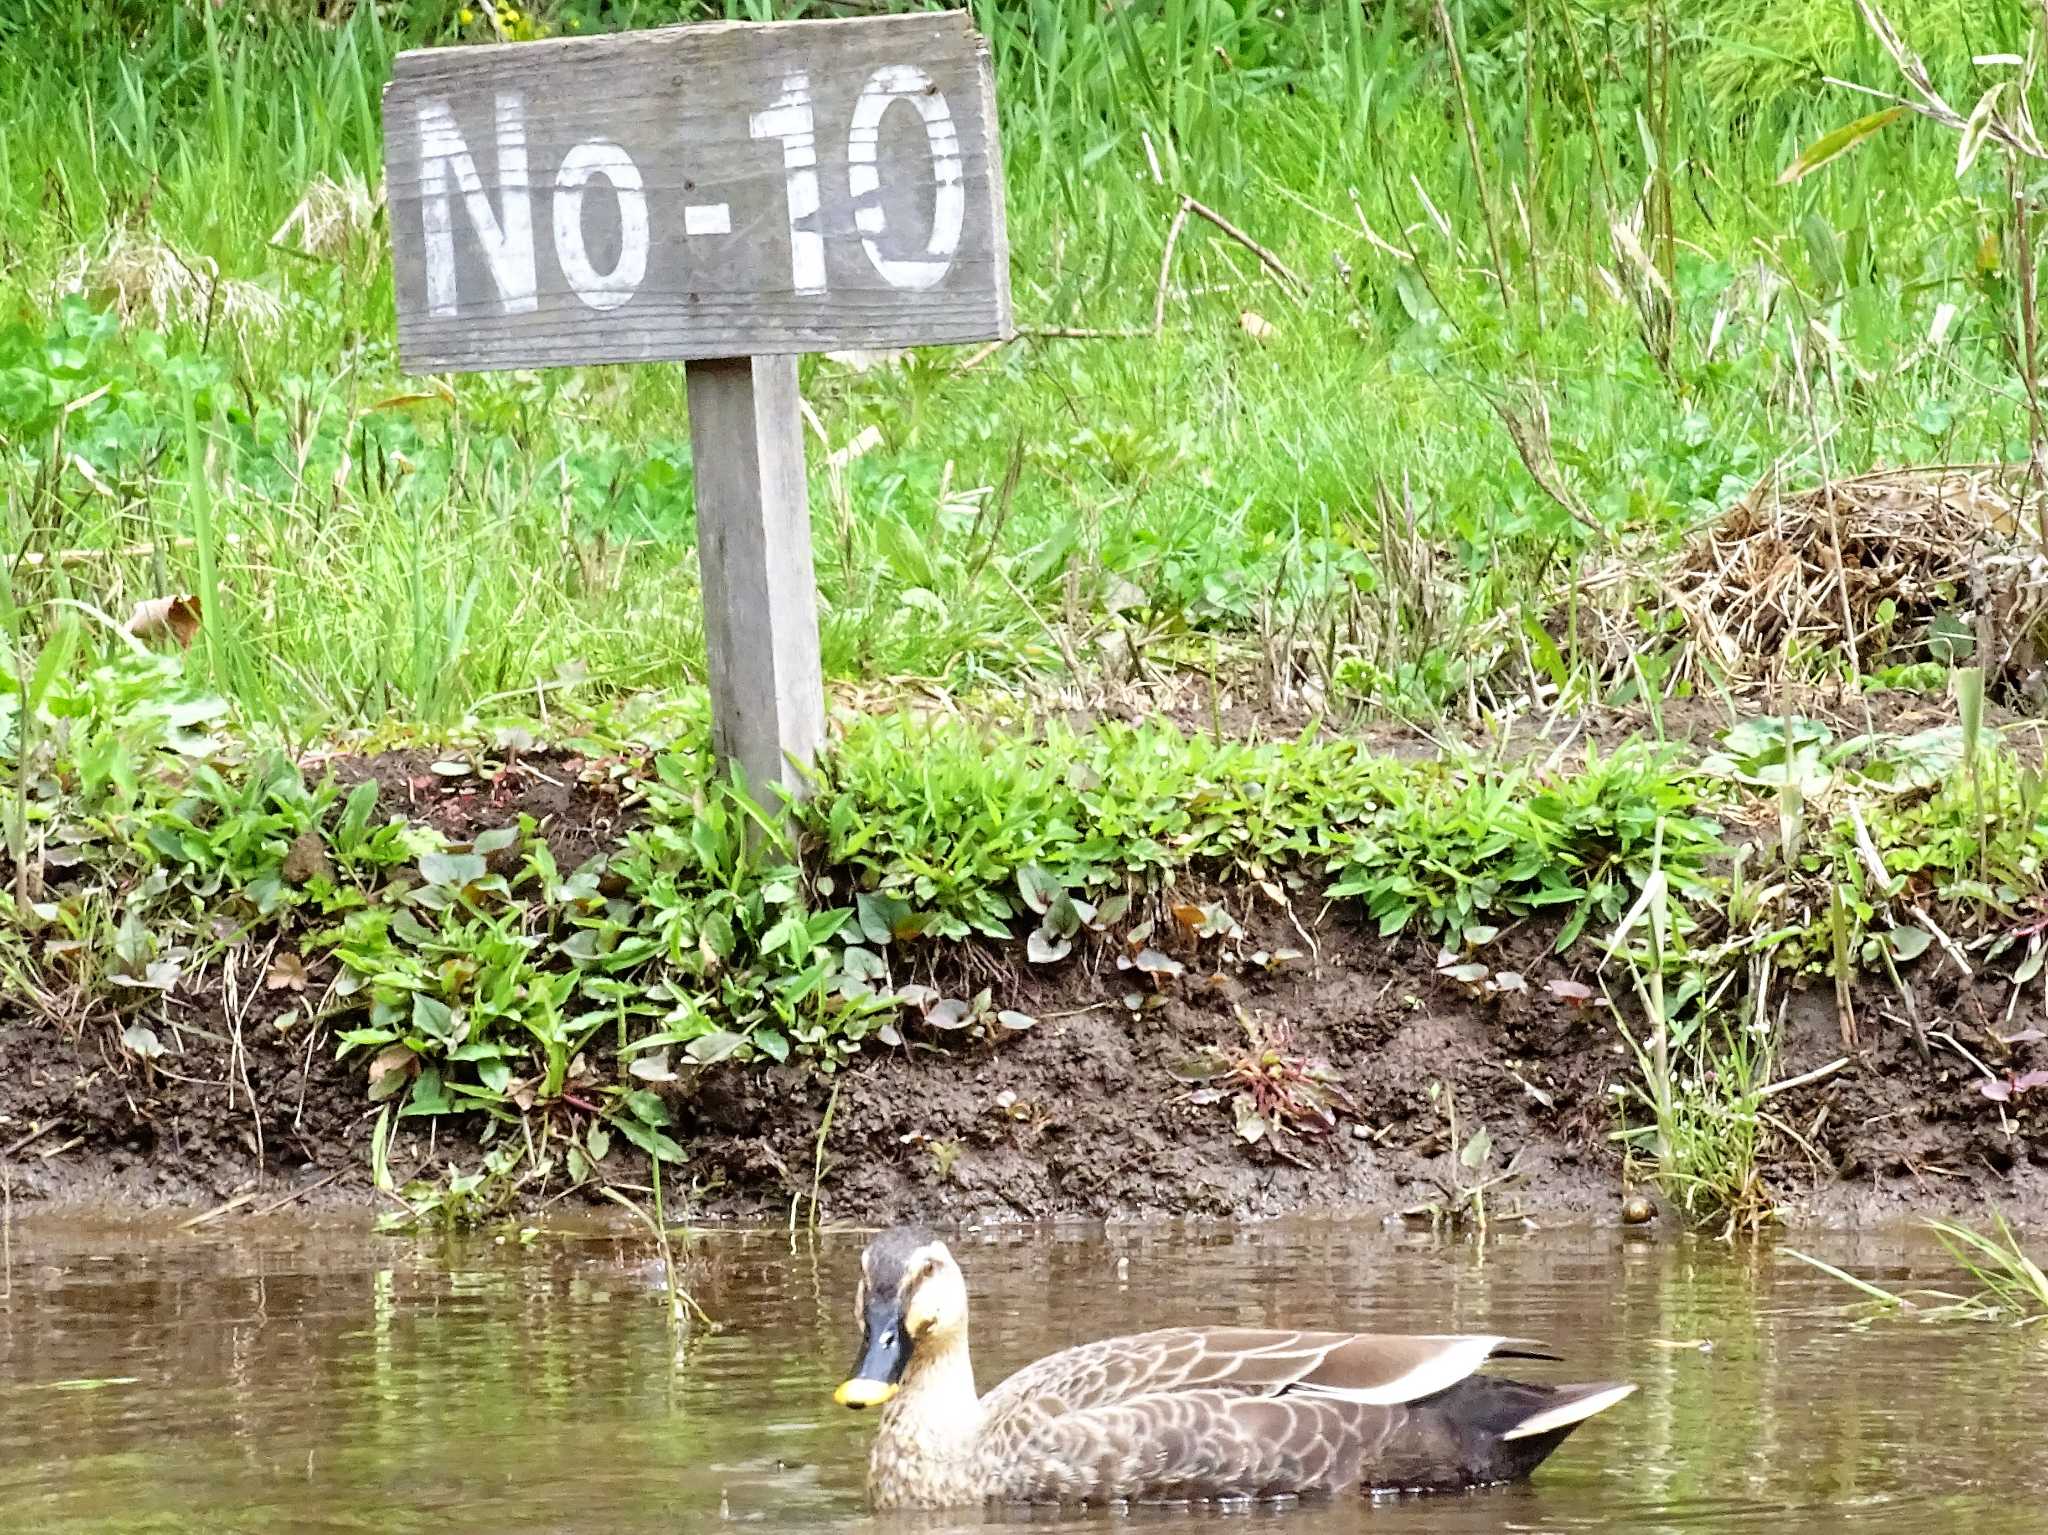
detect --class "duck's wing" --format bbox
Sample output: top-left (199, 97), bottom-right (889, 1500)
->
top-left (980, 1327), bottom-right (1550, 1419)
top-left (974, 1330), bottom-right (1614, 1505)
top-left (976, 1371), bottom-right (1631, 1503)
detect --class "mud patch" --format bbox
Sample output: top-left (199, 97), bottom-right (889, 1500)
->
top-left (0, 971), bottom-right (366, 1210)
top-left (6, 896), bottom-right (2043, 1228)
top-left (675, 909), bottom-right (2048, 1227)
top-left (316, 745), bottom-right (643, 871)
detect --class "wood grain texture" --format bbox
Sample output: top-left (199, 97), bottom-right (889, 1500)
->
top-left (685, 355), bottom-right (825, 799)
top-left (383, 12), bottom-right (1011, 372)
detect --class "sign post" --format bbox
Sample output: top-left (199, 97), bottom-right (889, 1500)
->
top-left (382, 12), bottom-right (1011, 798)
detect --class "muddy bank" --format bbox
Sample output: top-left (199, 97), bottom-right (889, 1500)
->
top-left (5, 897), bottom-right (2042, 1228)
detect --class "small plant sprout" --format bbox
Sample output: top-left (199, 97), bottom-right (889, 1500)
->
top-left (1402, 1081), bottom-right (1529, 1235)
top-left (1174, 1009), bottom-right (1358, 1165)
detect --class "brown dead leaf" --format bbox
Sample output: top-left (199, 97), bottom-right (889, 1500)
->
top-left (1171, 902), bottom-right (1206, 932)
top-left (281, 831), bottom-right (333, 886)
top-left (367, 1044), bottom-right (415, 1098)
top-left (264, 951), bottom-right (309, 992)
top-left (123, 594), bottom-right (202, 648)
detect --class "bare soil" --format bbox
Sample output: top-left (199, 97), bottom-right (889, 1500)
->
top-left (4, 729), bottom-right (2044, 1230)
top-left (4, 896), bottom-right (2042, 1229)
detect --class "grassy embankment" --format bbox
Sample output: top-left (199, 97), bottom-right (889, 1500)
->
top-left (3, 1), bottom-right (2047, 1226)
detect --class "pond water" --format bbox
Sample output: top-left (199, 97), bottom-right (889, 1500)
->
top-left (0, 1215), bottom-right (2041, 1534)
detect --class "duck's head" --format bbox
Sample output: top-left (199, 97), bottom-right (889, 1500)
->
top-left (834, 1226), bottom-right (967, 1409)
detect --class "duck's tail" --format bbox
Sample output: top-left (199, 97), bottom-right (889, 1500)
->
top-left (1360, 1375), bottom-right (1636, 1492)
top-left (1500, 1380), bottom-right (1637, 1442)
top-left (1414, 1375), bottom-right (1635, 1486)
top-left (1474, 1378), bottom-right (1635, 1485)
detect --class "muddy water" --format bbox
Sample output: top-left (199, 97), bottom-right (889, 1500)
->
top-left (0, 1218), bottom-right (2042, 1534)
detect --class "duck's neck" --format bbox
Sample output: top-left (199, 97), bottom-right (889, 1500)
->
top-left (869, 1329), bottom-right (985, 1509)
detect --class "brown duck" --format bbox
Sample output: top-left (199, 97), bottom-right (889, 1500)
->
top-left (834, 1226), bottom-right (1634, 1509)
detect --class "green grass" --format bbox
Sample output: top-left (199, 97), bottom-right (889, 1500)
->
top-left (3, 1), bottom-right (2041, 732)
top-left (1789, 1213), bottom-right (2048, 1322)
top-left (0, 641), bottom-right (1726, 1198)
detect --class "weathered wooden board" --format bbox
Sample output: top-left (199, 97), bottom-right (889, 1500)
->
top-left (686, 354), bottom-right (824, 801)
top-left (382, 11), bottom-right (1011, 372)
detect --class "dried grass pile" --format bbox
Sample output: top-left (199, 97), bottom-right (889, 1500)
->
top-left (54, 232), bottom-right (284, 339)
top-left (1599, 464), bottom-right (2048, 698)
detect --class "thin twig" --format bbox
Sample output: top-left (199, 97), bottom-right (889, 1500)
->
top-left (17, 533), bottom-right (249, 569)
top-left (966, 433), bottom-right (1027, 586)
top-left (1911, 908), bottom-right (1974, 976)
top-left (0, 1122), bottom-right (60, 1160)
top-left (251, 1170), bottom-right (344, 1219)
top-left (1758, 1056), bottom-right (1852, 1099)
top-left (952, 337), bottom-right (1010, 372)
top-left (1021, 326), bottom-right (1154, 341)
top-left (1181, 198), bottom-right (1309, 303)
top-left (1346, 187), bottom-right (1414, 264)
top-left (1785, 315), bottom-right (1865, 698)
top-left (1475, 385), bottom-right (1605, 536)
top-left (179, 1188), bottom-right (260, 1230)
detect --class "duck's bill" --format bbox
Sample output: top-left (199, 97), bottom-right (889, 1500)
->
top-left (835, 1297), bottom-right (912, 1409)
top-left (833, 1376), bottom-right (899, 1408)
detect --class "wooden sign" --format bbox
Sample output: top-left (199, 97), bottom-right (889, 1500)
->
top-left (381, 13), bottom-right (1013, 804)
top-left (382, 11), bottom-right (1011, 373)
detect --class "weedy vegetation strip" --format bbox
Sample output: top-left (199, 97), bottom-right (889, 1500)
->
top-left (5, 646), bottom-right (2048, 1225)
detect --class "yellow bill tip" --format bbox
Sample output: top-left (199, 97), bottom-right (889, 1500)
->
top-left (834, 1377), bottom-right (899, 1409)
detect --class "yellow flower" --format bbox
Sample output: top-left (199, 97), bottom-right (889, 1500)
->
top-left (458, 6), bottom-right (474, 21)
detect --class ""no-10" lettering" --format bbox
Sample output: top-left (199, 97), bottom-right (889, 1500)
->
top-left (415, 66), bottom-right (965, 318)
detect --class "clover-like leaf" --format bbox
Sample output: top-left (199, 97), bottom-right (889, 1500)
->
top-left (1027, 926), bottom-right (1072, 965)
top-left (927, 998), bottom-right (973, 1030)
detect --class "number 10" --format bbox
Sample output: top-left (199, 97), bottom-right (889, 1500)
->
top-left (750, 67), bottom-right (966, 297)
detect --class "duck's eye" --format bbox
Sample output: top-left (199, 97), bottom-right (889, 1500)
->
top-left (880, 1329), bottom-right (897, 1346)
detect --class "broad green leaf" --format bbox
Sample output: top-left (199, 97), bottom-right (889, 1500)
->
top-left (1460, 1126), bottom-right (1493, 1170)
top-left (418, 850), bottom-right (486, 887)
top-left (612, 1114), bottom-right (687, 1164)
top-left (684, 1030), bottom-right (745, 1064)
top-left (472, 826), bottom-right (520, 855)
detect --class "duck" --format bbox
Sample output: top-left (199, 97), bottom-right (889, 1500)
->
top-left (833, 1226), bottom-right (1635, 1509)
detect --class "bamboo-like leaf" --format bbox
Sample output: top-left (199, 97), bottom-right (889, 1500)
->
top-left (1958, 83), bottom-right (2010, 176)
top-left (1782, 1248), bottom-right (1908, 1307)
top-left (1779, 107), bottom-right (1907, 185)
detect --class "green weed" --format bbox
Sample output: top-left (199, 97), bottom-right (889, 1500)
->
top-left (1788, 1214), bottom-right (2048, 1323)
top-left (1175, 1008), bottom-right (1360, 1162)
